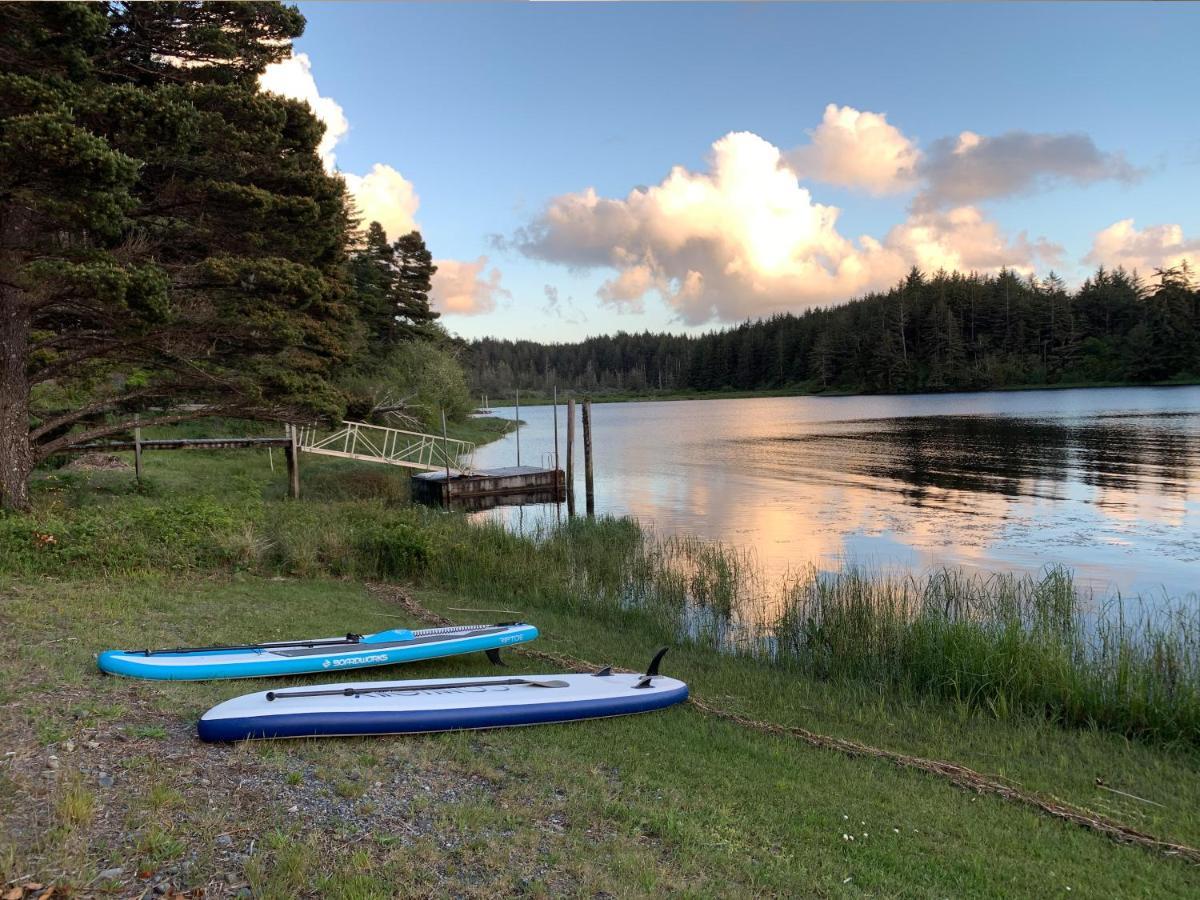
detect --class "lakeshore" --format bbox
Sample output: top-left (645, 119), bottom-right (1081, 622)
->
top-left (2, 425), bottom-right (1199, 895)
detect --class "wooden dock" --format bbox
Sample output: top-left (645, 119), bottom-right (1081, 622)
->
top-left (411, 465), bottom-right (565, 510)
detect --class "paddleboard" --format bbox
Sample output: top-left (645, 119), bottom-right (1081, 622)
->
top-left (197, 649), bottom-right (687, 741)
top-left (97, 622), bottom-right (538, 681)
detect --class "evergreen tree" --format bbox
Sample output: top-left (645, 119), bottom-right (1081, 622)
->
top-left (392, 230), bottom-right (440, 342)
top-left (464, 266), bottom-right (1200, 399)
top-left (0, 1), bottom-right (358, 509)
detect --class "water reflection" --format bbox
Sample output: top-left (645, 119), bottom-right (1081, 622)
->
top-left (470, 387), bottom-right (1200, 599)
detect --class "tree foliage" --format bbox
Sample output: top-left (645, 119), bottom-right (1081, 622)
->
top-left (0, 2), bottom-right (359, 508)
top-left (467, 266), bottom-right (1200, 396)
top-left (347, 221), bottom-right (440, 352)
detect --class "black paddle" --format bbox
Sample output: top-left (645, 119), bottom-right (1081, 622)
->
top-left (264, 677), bottom-right (570, 702)
top-left (134, 633), bottom-right (365, 656)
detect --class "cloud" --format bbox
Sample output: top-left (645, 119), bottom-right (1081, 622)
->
top-left (515, 130), bottom-right (1055, 323)
top-left (258, 53), bottom-right (348, 172)
top-left (786, 104), bottom-right (919, 195)
top-left (916, 130), bottom-right (1142, 209)
top-left (342, 164), bottom-right (420, 240)
top-left (542, 284), bottom-right (589, 324)
top-left (431, 257), bottom-right (510, 316)
top-left (1085, 219), bottom-right (1200, 275)
top-left (886, 206), bottom-right (1062, 276)
top-left (261, 53), bottom-right (512, 312)
top-left (260, 54), bottom-right (422, 242)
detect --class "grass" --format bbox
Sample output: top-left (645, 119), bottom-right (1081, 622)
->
top-left (2, 575), bottom-right (1199, 896)
top-left (1, 423), bottom-right (1199, 893)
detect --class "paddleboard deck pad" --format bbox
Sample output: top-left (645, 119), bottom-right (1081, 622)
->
top-left (97, 623), bottom-right (538, 681)
top-left (197, 652), bottom-right (687, 742)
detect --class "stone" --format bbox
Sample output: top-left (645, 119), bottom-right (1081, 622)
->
top-left (98, 867), bottom-right (124, 880)
top-left (216, 834), bottom-right (233, 847)
top-left (98, 773), bottom-right (115, 787)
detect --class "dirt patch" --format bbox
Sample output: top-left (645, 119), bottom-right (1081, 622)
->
top-left (0, 681), bottom-right (589, 898)
top-left (64, 454), bottom-right (131, 473)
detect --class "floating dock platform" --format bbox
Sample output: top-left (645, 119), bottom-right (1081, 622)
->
top-left (411, 466), bottom-right (566, 510)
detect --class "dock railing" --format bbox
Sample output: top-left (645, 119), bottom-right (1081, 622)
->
top-left (296, 421), bottom-right (475, 474)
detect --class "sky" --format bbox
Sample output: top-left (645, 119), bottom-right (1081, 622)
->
top-left (262, 2), bottom-right (1200, 343)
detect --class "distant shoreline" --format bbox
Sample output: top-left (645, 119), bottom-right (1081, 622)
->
top-left (482, 376), bottom-right (1200, 407)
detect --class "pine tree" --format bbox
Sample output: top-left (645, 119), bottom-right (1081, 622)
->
top-left (348, 221), bottom-right (400, 352)
top-left (0, 2), bottom-right (357, 509)
top-left (392, 230), bottom-right (440, 342)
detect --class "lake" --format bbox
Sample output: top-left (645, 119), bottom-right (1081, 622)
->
top-left (471, 386), bottom-right (1200, 600)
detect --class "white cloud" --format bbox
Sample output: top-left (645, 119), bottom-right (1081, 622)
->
top-left (258, 53), bottom-right (348, 172)
top-left (786, 104), bottom-right (919, 195)
top-left (1085, 219), bottom-right (1200, 276)
top-left (261, 53), bottom-right (509, 306)
top-left (260, 53), bottom-right (423, 243)
top-left (516, 130), bottom-right (1055, 323)
top-left (431, 257), bottom-right (510, 316)
top-left (885, 206), bottom-right (1062, 277)
top-left (343, 164), bottom-right (420, 240)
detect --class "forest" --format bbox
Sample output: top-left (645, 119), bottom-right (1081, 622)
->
top-left (467, 266), bottom-right (1200, 397)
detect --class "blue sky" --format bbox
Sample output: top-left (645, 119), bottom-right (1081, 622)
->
top-left (280, 2), bottom-right (1200, 342)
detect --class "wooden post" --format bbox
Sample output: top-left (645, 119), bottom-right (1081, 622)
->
top-left (552, 386), bottom-right (561, 502)
top-left (133, 416), bottom-right (143, 484)
top-left (440, 408), bottom-right (452, 508)
top-left (285, 424), bottom-right (300, 500)
top-left (566, 397), bottom-right (576, 516)
top-left (582, 398), bottom-right (594, 517)
top-left (514, 388), bottom-right (521, 467)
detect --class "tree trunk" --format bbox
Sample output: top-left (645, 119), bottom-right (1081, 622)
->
top-left (0, 283), bottom-right (32, 510)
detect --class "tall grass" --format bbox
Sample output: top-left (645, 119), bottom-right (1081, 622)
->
top-left (4, 463), bottom-right (1199, 744)
top-left (772, 566), bottom-right (1200, 743)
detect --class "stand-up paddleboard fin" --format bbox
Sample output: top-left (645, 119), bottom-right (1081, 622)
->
top-left (593, 665), bottom-right (613, 677)
top-left (634, 647), bottom-right (670, 688)
top-left (646, 647), bottom-right (669, 676)
top-left (486, 648), bottom-right (506, 667)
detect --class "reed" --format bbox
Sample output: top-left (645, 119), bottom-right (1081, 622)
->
top-left (766, 566), bottom-right (1200, 743)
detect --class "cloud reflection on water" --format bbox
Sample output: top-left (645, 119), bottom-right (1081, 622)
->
top-left (471, 387), bottom-right (1200, 599)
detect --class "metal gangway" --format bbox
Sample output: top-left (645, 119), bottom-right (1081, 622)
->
top-left (296, 421), bottom-right (475, 474)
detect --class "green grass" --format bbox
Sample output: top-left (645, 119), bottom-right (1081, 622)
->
top-left (7, 441), bottom-right (1200, 743)
top-left (2, 575), bottom-right (1199, 896)
top-left (2, 424), bottom-right (1200, 893)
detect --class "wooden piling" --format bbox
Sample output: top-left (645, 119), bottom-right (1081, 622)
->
top-left (582, 398), bottom-right (594, 517)
top-left (515, 388), bottom-right (521, 466)
top-left (133, 416), bottom-right (143, 484)
top-left (566, 397), bottom-right (576, 516)
top-left (552, 386), bottom-right (561, 501)
top-left (440, 408), bottom-right (452, 508)
top-left (285, 424), bottom-right (300, 500)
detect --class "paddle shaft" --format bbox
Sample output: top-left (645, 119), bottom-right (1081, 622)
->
top-left (134, 634), bottom-right (365, 656)
top-left (265, 678), bottom-right (569, 701)
top-left (132, 622), bottom-right (518, 656)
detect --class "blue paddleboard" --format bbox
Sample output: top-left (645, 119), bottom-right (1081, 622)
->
top-left (97, 622), bottom-right (538, 681)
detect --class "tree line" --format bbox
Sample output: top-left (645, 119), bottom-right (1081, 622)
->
top-left (468, 266), bottom-right (1199, 397)
top-left (0, 2), bottom-right (462, 510)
